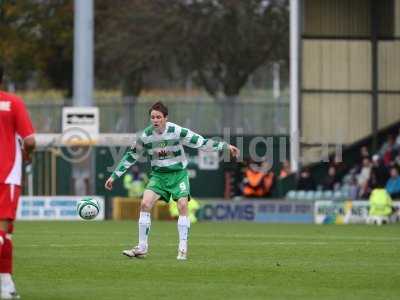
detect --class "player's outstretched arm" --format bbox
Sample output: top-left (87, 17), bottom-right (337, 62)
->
top-left (104, 145), bottom-right (140, 190)
top-left (177, 126), bottom-right (240, 159)
top-left (179, 126), bottom-right (227, 152)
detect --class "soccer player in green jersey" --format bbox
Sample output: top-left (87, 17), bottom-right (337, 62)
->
top-left (105, 102), bottom-right (239, 260)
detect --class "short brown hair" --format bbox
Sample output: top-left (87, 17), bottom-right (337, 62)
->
top-left (149, 101), bottom-right (168, 117)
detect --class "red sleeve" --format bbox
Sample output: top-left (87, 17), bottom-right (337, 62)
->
top-left (13, 97), bottom-right (35, 138)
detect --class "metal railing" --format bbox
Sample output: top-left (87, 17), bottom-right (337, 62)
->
top-left (28, 98), bottom-right (289, 135)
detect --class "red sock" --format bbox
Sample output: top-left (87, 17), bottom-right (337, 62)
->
top-left (0, 235), bottom-right (12, 274)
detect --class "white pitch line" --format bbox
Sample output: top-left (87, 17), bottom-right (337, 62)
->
top-left (16, 240), bottom-right (399, 249)
top-left (15, 233), bottom-right (400, 241)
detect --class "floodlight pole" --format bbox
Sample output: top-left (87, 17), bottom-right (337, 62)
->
top-left (290, 0), bottom-right (300, 172)
top-left (72, 0), bottom-right (95, 197)
top-left (73, 0), bottom-right (94, 107)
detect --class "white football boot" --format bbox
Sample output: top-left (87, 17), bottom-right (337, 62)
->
top-left (122, 245), bottom-right (148, 258)
top-left (176, 249), bottom-right (187, 261)
top-left (0, 290), bottom-right (20, 300)
top-left (0, 276), bottom-right (20, 299)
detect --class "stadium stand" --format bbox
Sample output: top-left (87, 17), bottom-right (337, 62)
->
top-left (286, 124), bottom-right (400, 201)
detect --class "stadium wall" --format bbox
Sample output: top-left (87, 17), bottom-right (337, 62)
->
top-left (301, 0), bottom-right (400, 163)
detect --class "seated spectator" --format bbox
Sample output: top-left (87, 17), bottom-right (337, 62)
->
top-left (296, 167), bottom-right (316, 191)
top-left (357, 157), bottom-right (372, 199)
top-left (359, 146), bottom-right (370, 163)
top-left (385, 167), bottom-right (400, 199)
top-left (279, 160), bottom-right (291, 179)
top-left (260, 161), bottom-right (275, 194)
top-left (394, 153), bottom-right (400, 169)
top-left (371, 154), bottom-right (389, 186)
top-left (395, 128), bottom-right (400, 149)
top-left (379, 135), bottom-right (393, 155)
top-left (379, 135), bottom-right (396, 162)
top-left (367, 171), bottom-right (379, 195)
top-left (322, 166), bottom-right (340, 191)
top-left (348, 175), bottom-right (359, 200)
top-left (383, 144), bottom-right (398, 167)
top-left (330, 154), bottom-right (347, 178)
top-left (342, 168), bottom-right (359, 199)
top-left (242, 161), bottom-right (274, 197)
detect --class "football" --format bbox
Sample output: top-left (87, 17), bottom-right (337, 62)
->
top-left (77, 197), bottom-right (100, 220)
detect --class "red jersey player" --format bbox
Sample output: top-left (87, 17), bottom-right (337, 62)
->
top-left (0, 64), bottom-right (35, 299)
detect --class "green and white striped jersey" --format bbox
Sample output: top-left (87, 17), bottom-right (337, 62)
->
top-left (111, 122), bottom-right (227, 179)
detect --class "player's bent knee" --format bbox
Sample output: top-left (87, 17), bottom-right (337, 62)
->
top-left (140, 201), bottom-right (152, 212)
top-left (178, 202), bottom-right (188, 211)
top-left (177, 199), bottom-right (189, 215)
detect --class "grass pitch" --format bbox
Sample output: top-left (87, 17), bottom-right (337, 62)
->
top-left (13, 221), bottom-right (400, 300)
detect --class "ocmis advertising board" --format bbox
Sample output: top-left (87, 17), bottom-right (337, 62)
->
top-left (197, 201), bottom-right (314, 223)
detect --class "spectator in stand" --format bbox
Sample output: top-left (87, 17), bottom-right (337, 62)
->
top-left (242, 161), bottom-right (262, 197)
top-left (359, 146), bottom-right (370, 163)
top-left (379, 134), bottom-right (394, 155)
top-left (322, 166), bottom-right (340, 191)
top-left (371, 154), bottom-right (389, 186)
top-left (242, 161), bottom-right (274, 197)
top-left (260, 161), bottom-right (275, 194)
top-left (342, 168), bottom-right (359, 200)
top-left (383, 145), bottom-right (397, 168)
top-left (279, 160), bottom-right (291, 179)
top-left (296, 167), bottom-right (316, 191)
top-left (385, 167), bottom-right (400, 199)
top-left (379, 135), bottom-right (397, 167)
top-left (348, 175), bottom-right (359, 200)
top-left (367, 171), bottom-right (379, 192)
top-left (394, 128), bottom-right (400, 149)
top-left (330, 154), bottom-right (347, 178)
top-left (394, 153), bottom-right (400, 169)
top-left (357, 157), bottom-right (372, 199)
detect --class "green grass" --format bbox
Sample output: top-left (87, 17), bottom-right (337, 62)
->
top-left (13, 221), bottom-right (400, 300)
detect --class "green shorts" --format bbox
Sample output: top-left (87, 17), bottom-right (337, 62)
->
top-left (145, 169), bottom-right (190, 203)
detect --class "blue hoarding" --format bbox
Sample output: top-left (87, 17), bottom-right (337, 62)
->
top-left (197, 201), bottom-right (314, 223)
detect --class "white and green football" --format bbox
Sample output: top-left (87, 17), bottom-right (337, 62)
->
top-left (77, 197), bottom-right (100, 220)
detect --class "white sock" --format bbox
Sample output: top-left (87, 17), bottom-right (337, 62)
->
top-left (177, 216), bottom-right (190, 252)
top-left (138, 211), bottom-right (151, 249)
top-left (0, 273), bottom-right (15, 292)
